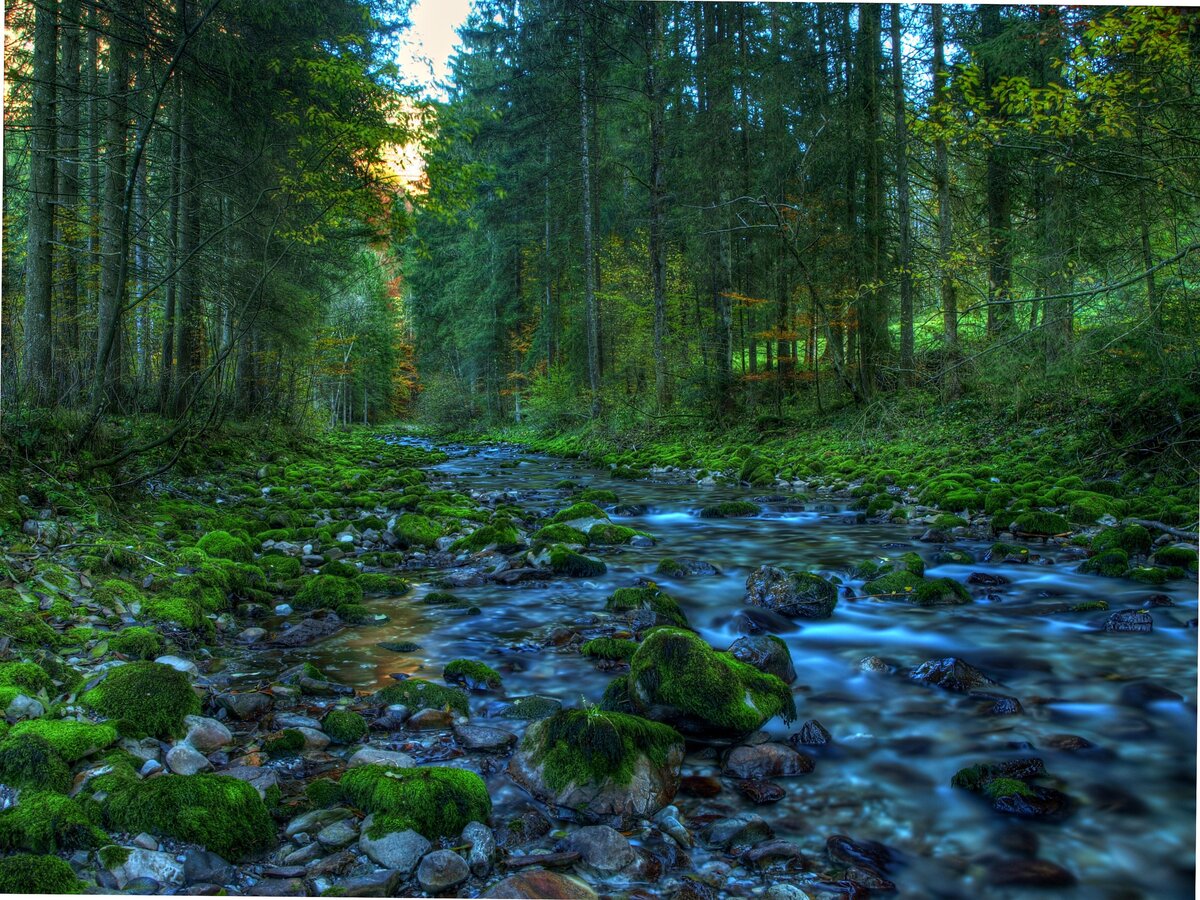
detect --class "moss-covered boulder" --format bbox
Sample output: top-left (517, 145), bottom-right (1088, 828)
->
top-left (0, 854), bottom-right (84, 893)
top-left (373, 678), bottom-right (469, 716)
top-left (109, 626), bottom-right (164, 660)
top-left (0, 733), bottom-right (70, 792)
top-left (548, 502), bottom-right (609, 525)
top-left (549, 546), bottom-right (607, 578)
top-left (1092, 524), bottom-right (1152, 557)
top-left (605, 585), bottom-right (688, 628)
top-left (698, 501), bottom-right (761, 519)
top-left (608, 628), bottom-right (796, 738)
top-left (103, 773), bottom-right (274, 860)
top-left (1013, 512), bottom-right (1070, 536)
top-left (294, 574), bottom-right (364, 614)
top-left (0, 790), bottom-right (107, 853)
top-left (391, 513), bottom-right (442, 549)
top-left (323, 709), bottom-right (368, 744)
top-left (451, 522), bottom-right (522, 553)
top-left (0, 588), bottom-right (61, 647)
top-left (197, 530), bottom-right (253, 563)
top-left (586, 523), bottom-right (644, 546)
top-left (444, 659), bottom-right (502, 691)
top-left (1080, 549), bottom-right (1130, 577)
top-left (81, 661), bottom-right (200, 739)
top-left (531, 523), bottom-right (589, 549)
top-left (10, 718), bottom-right (118, 762)
top-left (580, 638), bottom-right (638, 662)
top-left (1152, 546), bottom-right (1198, 573)
top-left (744, 565), bottom-right (837, 619)
top-left (864, 570), bottom-right (921, 598)
top-left (339, 764), bottom-right (491, 839)
top-left (507, 708), bottom-right (684, 827)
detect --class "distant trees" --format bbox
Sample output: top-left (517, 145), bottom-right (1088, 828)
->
top-left (3, 0), bottom-right (416, 442)
top-left (406, 3), bottom-right (1200, 426)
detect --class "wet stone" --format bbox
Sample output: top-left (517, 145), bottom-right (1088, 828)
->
top-left (1103, 609), bottom-right (1153, 633)
top-left (723, 742), bottom-right (814, 779)
top-left (455, 723), bottom-right (518, 753)
top-left (703, 814), bottom-right (774, 852)
top-left (908, 657), bottom-right (997, 693)
top-left (792, 719), bottom-right (832, 746)
top-left (736, 779), bottom-right (785, 804)
top-left (986, 858), bottom-right (1076, 888)
top-left (328, 870), bottom-right (404, 897)
top-left (417, 849), bottom-right (470, 893)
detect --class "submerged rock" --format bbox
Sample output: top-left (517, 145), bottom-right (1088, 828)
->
top-left (1103, 609), bottom-right (1153, 633)
top-left (723, 742), bottom-right (814, 779)
top-left (744, 566), bottom-right (837, 619)
top-left (908, 657), bottom-right (997, 693)
top-left (727, 635), bottom-right (797, 684)
top-left (480, 871), bottom-right (599, 899)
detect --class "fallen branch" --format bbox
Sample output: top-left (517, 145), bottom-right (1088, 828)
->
top-left (1121, 518), bottom-right (1199, 542)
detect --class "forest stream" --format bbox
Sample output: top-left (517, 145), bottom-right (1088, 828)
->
top-left (220, 437), bottom-right (1196, 899)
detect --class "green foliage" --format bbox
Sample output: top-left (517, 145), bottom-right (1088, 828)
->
top-left (109, 625), bottom-right (164, 659)
top-left (373, 678), bottom-right (469, 716)
top-left (338, 764), bottom-right (491, 839)
top-left (261, 555), bottom-right (302, 581)
top-left (103, 773), bottom-right (274, 860)
top-left (81, 661), bottom-right (201, 739)
top-left (10, 719), bottom-right (119, 763)
top-left (0, 588), bottom-right (60, 647)
top-left (197, 530), bottom-right (253, 563)
top-left (323, 709), bottom-right (368, 744)
top-left (522, 708), bottom-right (681, 792)
top-left (0, 854), bottom-right (84, 893)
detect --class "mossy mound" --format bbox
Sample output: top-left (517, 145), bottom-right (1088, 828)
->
top-left (865, 570), bottom-right (921, 598)
top-left (103, 773), bottom-right (274, 861)
top-left (606, 585), bottom-right (688, 628)
top-left (108, 626), bottom-right (164, 660)
top-left (339, 764), bottom-right (491, 840)
top-left (450, 522), bottom-right (522, 553)
top-left (374, 678), bottom-right (469, 716)
top-left (294, 574), bottom-right (365, 614)
top-left (320, 559), bottom-right (358, 578)
top-left (548, 502), bottom-right (609, 524)
top-left (0, 661), bottom-right (52, 695)
top-left (1013, 512), bottom-right (1070, 536)
top-left (0, 588), bottom-right (60, 647)
top-left (356, 573), bottom-right (411, 595)
top-left (521, 708), bottom-right (682, 792)
top-left (81, 661), bottom-right (201, 739)
top-left (577, 489), bottom-right (618, 504)
top-left (391, 514), bottom-right (443, 549)
top-left (1152, 546), bottom-right (1198, 572)
top-left (580, 638), bottom-right (638, 661)
top-left (655, 558), bottom-right (685, 577)
top-left (0, 790), bottom-right (107, 853)
top-left (10, 719), bottom-right (118, 763)
top-left (531, 523), bottom-right (588, 547)
top-left (987, 542), bottom-right (1029, 562)
top-left (142, 595), bottom-right (212, 635)
top-left (587, 523), bottom-right (644, 546)
top-left (444, 659), bottom-right (502, 690)
top-left (697, 501), bottom-right (761, 519)
top-left (549, 546), bottom-right (607, 578)
top-left (1092, 524), bottom-right (1152, 557)
top-left (264, 729), bottom-right (306, 757)
top-left (323, 709), bottom-right (368, 744)
top-left (197, 529), bottom-right (253, 563)
top-left (0, 854), bottom-right (84, 893)
top-left (912, 577), bottom-right (971, 606)
top-left (1080, 549), bottom-right (1129, 577)
top-left (613, 628), bottom-right (796, 737)
top-left (0, 733), bottom-right (71, 792)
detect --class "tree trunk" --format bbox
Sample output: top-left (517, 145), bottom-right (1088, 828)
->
top-left (578, 3), bottom-right (600, 416)
top-left (159, 81), bottom-right (182, 413)
top-left (57, 0), bottom-right (83, 404)
top-left (891, 4), bottom-right (914, 383)
top-left (933, 5), bottom-right (959, 398)
top-left (646, 2), bottom-right (668, 411)
top-left (23, 0), bottom-right (58, 406)
top-left (175, 0), bottom-right (203, 415)
top-left (982, 5), bottom-right (1014, 338)
top-left (857, 3), bottom-right (887, 398)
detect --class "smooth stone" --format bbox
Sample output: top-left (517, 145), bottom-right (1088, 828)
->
top-left (286, 807), bottom-right (353, 838)
top-left (273, 713), bottom-right (322, 730)
top-left (218, 765), bottom-right (280, 799)
top-left (480, 871), bottom-right (599, 899)
top-left (238, 627), bottom-right (268, 644)
top-left (454, 723), bottom-right (517, 753)
top-left (166, 743), bottom-right (212, 775)
top-left (132, 833), bottom-right (159, 851)
top-left (182, 848), bottom-right (235, 886)
top-left (107, 848), bottom-right (185, 889)
top-left (416, 849), bottom-right (470, 893)
top-left (723, 742), bottom-right (814, 779)
top-left (271, 616), bottom-right (342, 647)
top-left (727, 635), bottom-right (797, 684)
top-left (562, 825), bottom-right (635, 876)
top-left (347, 746), bottom-right (415, 769)
top-left (245, 878), bottom-right (306, 896)
top-left (462, 821), bottom-right (496, 877)
top-left (4, 693), bottom-right (44, 721)
top-left (184, 715), bottom-right (232, 752)
top-left (408, 707), bottom-right (455, 730)
top-left (216, 691), bottom-right (274, 721)
top-left (762, 883), bottom-right (816, 899)
top-left (328, 870), bottom-right (404, 897)
top-left (274, 604), bottom-right (293, 616)
top-left (358, 820), bottom-right (430, 873)
top-left (296, 726), bottom-right (331, 750)
top-left (155, 655), bottom-right (199, 676)
top-left (703, 814), bottom-right (774, 852)
top-left (139, 759), bottom-right (164, 777)
top-left (316, 818), bottom-right (359, 849)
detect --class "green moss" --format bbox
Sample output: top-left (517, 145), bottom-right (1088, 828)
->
top-left (305, 778), bottom-right (342, 808)
top-left (320, 559), bottom-right (359, 578)
top-left (606, 585), bottom-right (688, 628)
top-left (1092, 524), bottom-right (1152, 556)
top-left (450, 522), bottom-right (522, 553)
top-left (1152, 546), bottom-right (1198, 572)
top-left (654, 558), bottom-right (685, 577)
top-left (10, 719), bottom-right (118, 762)
top-left (912, 577), bottom-right (971, 606)
top-left (109, 625), bottom-right (164, 660)
top-left (294, 574), bottom-right (364, 614)
top-left (391, 514), bottom-right (443, 549)
top-left (0, 790), bottom-right (106, 853)
top-left (577, 489), bottom-right (618, 503)
top-left (620, 628), bottom-right (796, 736)
top-left (1070, 600), bottom-right (1109, 612)
top-left (323, 709), bottom-right (368, 744)
top-left (988, 542), bottom-right (1029, 561)
top-left (0, 593), bottom-right (65, 648)
top-left (373, 678), bottom-right (469, 716)
top-left (1013, 511), bottom-right (1070, 536)
top-left (444, 659), bottom-right (502, 689)
top-left (264, 729), bottom-right (306, 757)
top-left (422, 590), bottom-right (463, 605)
top-left (522, 708), bottom-right (682, 792)
top-left (697, 501), bottom-right (761, 519)
top-left (142, 595), bottom-right (211, 634)
top-left (531, 523), bottom-right (589, 547)
top-left (261, 555), bottom-right (302, 580)
top-left (1128, 565), bottom-right (1171, 585)
top-left (549, 546), bottom-right (607, 577)
top-left (932, 513), bottom-right (968, 529)
top-left (197, 530), bottom-right (253, 563)
top-left (865, 570), bottom-right (921, 597)
top-left (0, 854), bottom-right (84, 893)
top-left (1080, 549), bottom-right (1129, 577)
top-left (983, 778), bottom-right (1036, 800)
top-left (94, 578), bottom-right (145, 608)
top-left (103, 773), bottom-right (274, 860)
top-left (0, 661), bottom-right (52, 694)
top-left (580, 638), bottom-right (638, 661)
top-left (587, 523), bottom-right (643, 545)
top-left (339, 764), bottom-right (491, 839)
top-left (901, 551), bottom-right (925, 577)
top-left (0, 734), bottom-right (70, 792)
top-left (81, 661), bottom-right (201, 739)
top-left (548, 502), bottom-right (609, 524)
top-left (356, 573), bottom-right (411, 595)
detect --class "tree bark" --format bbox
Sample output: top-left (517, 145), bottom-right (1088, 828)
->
top-left (891, 4), bottom-right (914, 383)
top-left (577, 2), bottom-right (600, 416)
top-left (932, 5), bottom-right (958, 398)
top-left (646, 2), bottom-right (668, 411)
top-left (981, 5), bottom-right (1014, 338)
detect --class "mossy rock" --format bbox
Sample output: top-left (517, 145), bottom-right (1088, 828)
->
top-left (0, 661), bottom-right (52, 695)
top-left (615, 628), bottom-right (796, 738)
top-left (0, 854), bottom-right (84, 893)
top-left (1128, 566), bottom-right (1172, 585)
top-left (339, 764), bottom-right (491, 840)
top-left (531, 523), bottom-right (588, 548)
top-left (0, 790), bottom-right (107, 853)
top-left (655, 558), bottom-right (685, 577)
top-left (451, 523), bottom-right (522, 553)
top-left (580, 638), bottom-right (638, 662)
top-left (294, 574), bottom-right (364, 614)
top-left (932, 513), bottom-right (968, 529)
top-left (261, 555), bottom-right (302, 581)
top-left (323, 709), bottom-right (368, 745)
top-left (108, 626), bottom-right (164, 660)
top-left (1092, 524), bottom-right (1152, 557)
top-left (1080, 549), bottom-right (1129, 578)
top-left (1152, 546), bottom-right (1198, 573)
top-left (0, 733), bottom-right (71, 792)
top-left (912, 577), bottom-right (971, 607)
top-left (142, 595), bottom-right (212, 635)
top-left (320, 559), bottom-right (359, 579)
top-left (1070, 600), bottom-right (1109, 612)
top-left (81, 661), bottom-right (201, 739)
top-left (444, 659), bottom-right (502, 691)
top-left (987, 542), bottom-right (1029, 563)
top-left (391, 514), bottom-right (443, 549)
top-left (548, 502), bottom-right (609, 525)
top-left (103, 772), bottom-right (274, 860)
top-left (264, 729), bottom-right (306, 757)
top-left (697, 501), bottom-right (761, 519)
top-left (356, 573), bottom-right (410, 595)
top-left (744, 566), bottom-right (837, 619)
top-left (373, 678), bottom-right (469, 716)
top-left (587, 523), bottom-right (644, 546)
top-left (549, 546), bottom-right (607, 578)
top-left (865, 570), bottom-right (921, 598)
top-left (577, 489), bottom-right (618, 504)
top-left (1013, 512), bottom-right (1070, 536)
top-left (197, 530), bottom-right (253, 563)
top-left (606, 585), bottom-right (688, 628)
top-left (10, 718), bottom-right (118, 762)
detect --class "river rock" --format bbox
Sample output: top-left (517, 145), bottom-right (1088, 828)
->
top-left (105, 848), bottom-right (185, 889)
top-left (454, 723), bottom-right (517, 753)
top-left (4, 693), bottom-right (45, 721)
top-left (736, 779), bottom-right (785, 804)
top-left (273, 712), bottom-right (322, 730)
top-left (703, 814), bottom-right (774, 853)
top-left (727, 635), bottom-right (796, 683)
top-left (562, 825), bottom-right (636, 876)
top-left (184, 715), bottom-right (232, 752)
top-left (166, 743), bottom-right (212, 775)
top-left (271, 615), bottom-right (342, 647)
top-left (155, 655), bottom-right (199, 676)
top-left (317, 818), bottom-right (359, 849)
top-left (909, 657), bottom-right (997, 693)
top-left (480, 871), bottom-right (599, 899)
top-left (347, 746), bottom-right (415, 768)
top-left (217, 765), bottom-right (280, 799)
top-left (215, 691), bottom-right (274, 720)
top-left (744, 565), bottom-right (837, 619)
top-left (1104, 609), bottom-right (1153, 633)
top-left (792, 719), bottom-right (832, 745)
top-left (181, 848), bottom-right (235, 886)
top-left (327, 870), bottom-right (404, 897)
top-left (762, 886), bottom-right (815, 900)
top-left (462, 821), bottom-right (496, 877)
top-left (986, 858), bottom-right (1076, 887)
top-left (417, 849), bottom-right (470, 893)
top-left (286, 807), bottom-right (352, 838)
top-left (238, 627), bottom-right (268, 644)
top-left (723, 742), bottom-right (814, 779)
top-left (358, 819), bottom-right (429, 872)
top-left (408, 707), bottom-right (455, 729)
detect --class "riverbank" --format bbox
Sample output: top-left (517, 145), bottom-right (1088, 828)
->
top-left (0, 426), bottom-right (1194, 896)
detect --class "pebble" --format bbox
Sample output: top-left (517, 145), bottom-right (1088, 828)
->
top-left (416, 849), bottom-right (470, 893)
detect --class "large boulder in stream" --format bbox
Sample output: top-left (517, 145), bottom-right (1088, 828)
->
top-left (601, 628), bottom-right (796, 739)
top-left (744, 566), bottom-right (837, 619)
top-left (506, 708), bottom-right (684, 828)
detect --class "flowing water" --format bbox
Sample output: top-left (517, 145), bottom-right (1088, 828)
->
top-left (250, 439), bottom-right (1197, 898)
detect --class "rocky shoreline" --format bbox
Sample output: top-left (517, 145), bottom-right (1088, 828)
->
top-left (0, 430), bottom-right (1195, 896)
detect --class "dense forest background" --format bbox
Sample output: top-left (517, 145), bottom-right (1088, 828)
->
top-left (3, 2), bottom-right (1199, 483)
